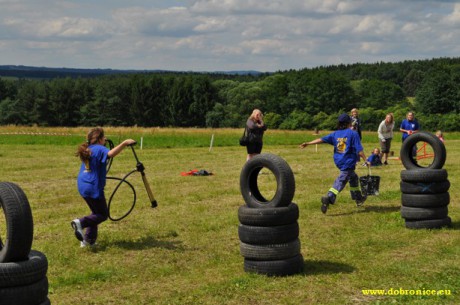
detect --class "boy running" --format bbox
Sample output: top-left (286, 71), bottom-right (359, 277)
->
top-left (300, 114), bottom-right (368, 214)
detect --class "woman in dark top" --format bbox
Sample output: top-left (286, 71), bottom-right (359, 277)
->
top-left (246, 109), bottom-right (267, 161)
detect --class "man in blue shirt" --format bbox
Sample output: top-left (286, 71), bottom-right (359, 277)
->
top-left (300, 114), bottom-right (368, 214)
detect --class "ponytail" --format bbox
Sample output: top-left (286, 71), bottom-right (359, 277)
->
top-left (75, 127), bottom-right (105, 162)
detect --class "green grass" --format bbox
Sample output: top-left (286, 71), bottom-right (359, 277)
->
top-left (0, 127), bottom-right (459, 304)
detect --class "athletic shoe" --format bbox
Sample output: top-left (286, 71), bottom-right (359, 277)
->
top-left (80, 241), bottom-right (97, 248)
top-left (384, 161), bottom-right (388, 165)
top-left (71, 219), bottom-right (84, 242)
top-left (356, 195), bottom-right (367, 207)
top-left (321, 196), bottom-right (330, 214)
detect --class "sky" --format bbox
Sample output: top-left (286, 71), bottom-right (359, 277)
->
top-left (1, 0), bottom-right (460, 72)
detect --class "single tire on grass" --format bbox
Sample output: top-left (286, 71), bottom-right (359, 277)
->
top-left (238, 203), bottom-right (299, 226)
top-left (401, 193), bottom-right (450, 208)
top-left (238, 222), bottom-right (299, 245)
top-left (400, 169), bottom-right (448, 183)
top-left (240, 238), bottom-right (301, 261)
top-left (400, 206), bottom-right (448, 220)
top-left (405, 217), bottom-right (452, 229)
top-left (0, 182), bottom-right (34, 263)
top-left (0, 250), bottom-right (48, 288)
top-left (244, 254), bottom-right (304, 276)
top-left (0, 276), bottom-right (48, 305)
top-left (240, 153), bottom-right (295, 208)
top-left (400, 131), bottom-right (446, 170)
top-left (400, 180), bottom-right (450, 194)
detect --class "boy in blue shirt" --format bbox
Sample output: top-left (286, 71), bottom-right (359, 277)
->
top-left (300, 114), bottom-right (368, 214)
top-left (399, 111), bottom-right (420, 158)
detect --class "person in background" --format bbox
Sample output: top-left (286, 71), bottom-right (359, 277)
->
top-left (72, 127), bottom-right (136, 247)
top-left (436, 130), bottom-right (445, 143)
top-left (350, 108), bottom-right (362, 140)
top-left (246, 109), bottom-right (267, 161)
top-left (400, 111), bottom-right (420, 158)
top-left (300, 113), bottom-right (368, 214)
top-left (366, 148), bottom-right (383, 166)
top-left (377, 113), bottom-right (394, 165)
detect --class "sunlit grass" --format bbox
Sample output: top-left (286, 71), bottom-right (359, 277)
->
top-left (0, 127), bottom-right (458, 304)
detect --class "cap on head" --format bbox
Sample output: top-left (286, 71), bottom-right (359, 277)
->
top-left (338, 113), bottom-right (351, 124)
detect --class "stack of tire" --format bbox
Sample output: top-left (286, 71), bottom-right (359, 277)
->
top-left (238, 154), bottom-right (303, 276)
top-left (0, 182), bottom-right (50, 305)
top-left (399, 132), bottom-right (451, 229)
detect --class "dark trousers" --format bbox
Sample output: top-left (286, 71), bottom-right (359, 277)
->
top-left (79, 196), bottom-right (108, 244)
top-left (327, 169), bottom-right (364, 203)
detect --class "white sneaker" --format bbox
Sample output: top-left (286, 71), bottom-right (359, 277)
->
top-left (71, 219), bottom-right (84, 242)
top-left (80, 241), bottom-right (97, 248)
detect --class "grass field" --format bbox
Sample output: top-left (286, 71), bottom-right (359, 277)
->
top-left (0, 127), bottom-right (459, 305)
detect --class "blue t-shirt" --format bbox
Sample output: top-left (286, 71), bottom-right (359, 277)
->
top-left (367, 154), bottom-right (382, 166)
top-left (77, 144), bottom-right (110, 199)
top-left (400, 119), bottom-right (420, 141)
top-left (321, 129), bottom-right (363, 171)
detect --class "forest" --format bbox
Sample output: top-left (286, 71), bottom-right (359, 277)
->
top-left (1, 57), bottom-right (460, 131)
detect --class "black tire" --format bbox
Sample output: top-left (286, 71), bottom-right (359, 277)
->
top-left (244, 254), bottom-right (304, 276)
top-left (400, 206), bottom-right (448, 220)
top-left (400, 131), bottom-right (446, 170)
top-left (0, 182), bottom-right (34, 263)
top-left (400, 169), bottom-right (448, 183)
top-left (238, 203), bottom-right (299, 226)
top-left (400, 180), bottom-right (450, 194)
top-left (401, 193), bottom-right (450, 208)
top-left (0, 250), bottom-right (48, 288)
top-left (0, 276), bottom-right (48, 305)
top-left (238, 223), bottom-right (299, 245)
top-left (38, 298), bottom-right (51, 305)
top-left (240, 153), bottom-right (295, 208)
top-left (240, 239), bottom-right (301, 260)
top-left (405, 217), bottom-right (452, 229)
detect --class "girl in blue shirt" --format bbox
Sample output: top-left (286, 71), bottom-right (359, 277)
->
top-left (71, 127), bottom-right (135, 247)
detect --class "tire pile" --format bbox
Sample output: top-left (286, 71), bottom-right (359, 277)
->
top-left (238, 153), bottom-right (303, 276)
top-left (0, 182), bottom-right (50, 305)
top-left (399, 132), bottom-right (451, 229)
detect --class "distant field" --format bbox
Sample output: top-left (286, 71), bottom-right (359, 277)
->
top-left (0, 127), bottom-right (459, 304)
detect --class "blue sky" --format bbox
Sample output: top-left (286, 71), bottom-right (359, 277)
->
top-left (1, 0), bottom-right (459, 72)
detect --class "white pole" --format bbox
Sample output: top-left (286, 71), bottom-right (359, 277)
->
top-left (140, 137), bottom-right (143, 150)
top-left (209, 134), bottom-right (215, 152)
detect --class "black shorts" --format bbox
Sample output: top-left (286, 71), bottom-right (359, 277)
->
top-left (246, 142), bottom-right (263, 154)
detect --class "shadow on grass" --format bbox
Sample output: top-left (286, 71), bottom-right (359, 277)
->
top-left (302, 260), bottom-right (355, 275)
top-left (99, 235), bottom-right (185, 251)
top-left (328, 205), bottom-right (400, 216)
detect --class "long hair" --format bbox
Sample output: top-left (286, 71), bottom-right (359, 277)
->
top-left (249, 109), bottom-right (263, 122)
top-left (75, 127), bottom-right (105, 162)
top-left (386, 113), bottom-right (394, 124)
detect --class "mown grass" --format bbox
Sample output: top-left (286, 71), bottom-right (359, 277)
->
top-left (0, 127), bottom-right (459, 305)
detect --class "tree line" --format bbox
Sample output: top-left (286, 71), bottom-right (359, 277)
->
top-left (1, 57), bottom-right (460, 131)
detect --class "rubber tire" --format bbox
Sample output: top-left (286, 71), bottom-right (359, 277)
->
top-left (400, 131), bottom-right (446, 170)
top-left (238, 203), bottom-right (299, 226)
top-left (401, 193), bottom-right (450, 208)
top-left (238, 222), bottom-right (299, 245)
top-left (400, 169), bottom-right (448, 183)
top-left (240, 153), bottom-right (295, 208)
top-left (0, 276), bottom-right (48, 305)
top-left (39, 298), bottom-right (51, 305)
top-left (400, 206), bottom-right (448, 220)
top-left (240, 239), bottom-right (301, 260)
top-left (400, 180), bottom-right (450, 194)
top-left (405, 217), bottom-right (452, 229)
top-left (0, 182), bottom-right (34, 263)
top-left (244, 254), bottom-right (304, 276)
top-left (0, 250), bottom-right (48, 288)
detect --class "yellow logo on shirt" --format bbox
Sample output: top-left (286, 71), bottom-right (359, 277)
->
top-left (337, 137), bottom-right (347, 153)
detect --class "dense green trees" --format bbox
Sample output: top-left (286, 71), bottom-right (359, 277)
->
top-left (1, 57), bottom-right (460, 131)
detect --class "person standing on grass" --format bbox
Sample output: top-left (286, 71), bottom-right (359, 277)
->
top-left (350, 108), bottom-right (362, 140)
top-left (377, 113), bottom-right (394, 165)
top-left (246, 109), bottom-right (267, 161)
top-left (72, 127), bottom-right (136, 247)
top-left (299, 114), bottom-right (368, 214)
top-left (400, 111), bottom-right (420, 158)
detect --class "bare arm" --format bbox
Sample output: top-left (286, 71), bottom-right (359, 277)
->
top-left (299, 138), bottom-right (324, 149)
top-left (108, 139), bottom-right (136, 158)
